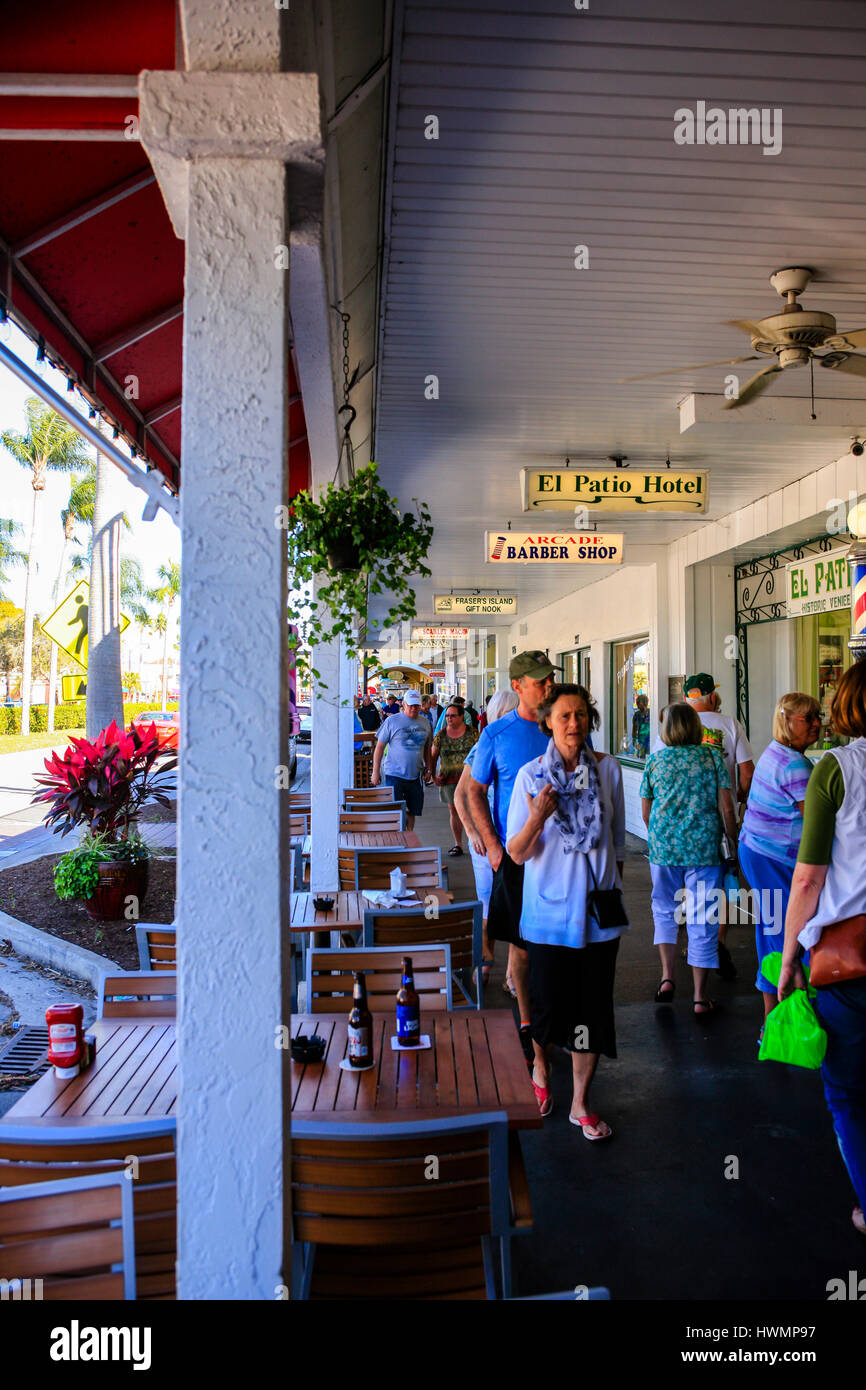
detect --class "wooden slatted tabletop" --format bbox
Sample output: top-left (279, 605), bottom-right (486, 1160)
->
top-left (290, 1011), bottom-right (541, 1130)
top-left (290, 887), bottom-right (452, 933)
top-left (4, 1019), bottom-right (177, 1125)
top-left (301, 830), bottom-right (422, 855)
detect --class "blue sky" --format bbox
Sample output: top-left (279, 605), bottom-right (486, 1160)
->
top-left (0, 320), bottom-right (180, 618)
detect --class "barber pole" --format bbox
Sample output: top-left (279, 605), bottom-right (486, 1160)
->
top-left (848, 543), bottom-right (866, 663)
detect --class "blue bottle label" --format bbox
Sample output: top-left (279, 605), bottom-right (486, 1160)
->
top-left (396, 1004), bottom-right (420, 1039)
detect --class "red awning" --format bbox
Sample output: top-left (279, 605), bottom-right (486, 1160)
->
top-left (0, 0), bottom-right (311, 500)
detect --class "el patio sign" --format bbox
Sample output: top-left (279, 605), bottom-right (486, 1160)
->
top-left (486, 531), bottom-right (624, 564)
top-left (786, 550), bottom-right (851, 617)
top-left (433, 592), bottom-right (517, 616)
top-left (520, 467), bottom-right (708, 514)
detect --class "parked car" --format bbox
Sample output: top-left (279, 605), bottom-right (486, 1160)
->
top-left (130, 709), bottom-right (180, 751)
top-left (297, 704), bottom-right (312, 745)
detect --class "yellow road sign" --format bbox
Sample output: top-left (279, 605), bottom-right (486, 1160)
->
top-left (41, 581), bottom-right (129, 670)
top-left (61, 675), bottom-right (87, 701)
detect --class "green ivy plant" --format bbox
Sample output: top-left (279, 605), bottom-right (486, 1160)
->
top-left (287, 461), bottom-right (433, 688)
top-left (53, 832), bottom-right (150, 903)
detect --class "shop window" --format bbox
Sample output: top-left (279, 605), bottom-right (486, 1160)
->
top-left (795, 610), bottom-right (852, 748)
top-left (559, 647), bottom-right (591, 690)
top-left (613, 637), bottom-right (650, 759)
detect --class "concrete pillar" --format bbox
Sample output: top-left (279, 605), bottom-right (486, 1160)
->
top-left (140, 63), bottom-right (323, 1300)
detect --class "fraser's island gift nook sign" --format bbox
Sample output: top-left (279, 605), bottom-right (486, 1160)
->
top-left (434, 592), bottom-right (517, 616)
top-left (486, 532), bottom-right (624, 564)
top-left (521, 467), bottom-right (708, 514)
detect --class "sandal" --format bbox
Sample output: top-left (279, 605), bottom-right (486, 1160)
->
top-left (853, 1207), bottom-right (865, 1236)
top-left (532, 1077), bottom-right (553, 1117)
top-left (693, 998), bottom-right (720, 1016)
top-left (503, 976), bottom-right (517, 998)
top-left (447, 845), bottom-right (464, 856)
top-left (569, 1112), bottom-right (612, 1141)
top-left (654, 978), bottom-right (675, 1004)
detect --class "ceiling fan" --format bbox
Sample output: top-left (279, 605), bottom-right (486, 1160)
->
top-left (620, 267), bottom-right (866, 408)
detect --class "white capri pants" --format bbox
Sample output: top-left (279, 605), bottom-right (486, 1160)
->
top-left (469, 842), bottom-right (494, 918)
top-left (650, 863), bottom-right (726, 969)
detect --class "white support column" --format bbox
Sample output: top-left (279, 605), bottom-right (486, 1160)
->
top-left (140, 60), bottom-right (323, 1301)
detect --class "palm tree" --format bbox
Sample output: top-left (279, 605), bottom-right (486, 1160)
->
top-left (147, 562), bottom-right (180, 712)
top-left (46, 465), bottom-right (96, 731)
top-left (0, 398), bottom-right (90, 732)
top-left (0, 518), bottom-right (27, 600)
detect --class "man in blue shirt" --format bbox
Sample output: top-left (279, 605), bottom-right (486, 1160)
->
top-left (371, 689), bottom-right (433, 830)
top-left (467, 651), bottom-right (558, 1059)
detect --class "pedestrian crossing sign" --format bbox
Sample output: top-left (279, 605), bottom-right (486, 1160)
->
top-left (61, 675), bottom-right (87, 701)
top-left (41, 581), bottom-right (129, 670)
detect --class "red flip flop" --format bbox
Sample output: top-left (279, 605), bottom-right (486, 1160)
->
top-left (569, 1112), bottom-right (613, 1141)
top-left (531, 1078), bottom-right (553, 1117)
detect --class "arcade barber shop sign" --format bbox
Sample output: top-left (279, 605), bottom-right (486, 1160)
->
top-left (520, 467), bottom-right (708, 514)
top-left (485, 532), bottom-right (623, 564)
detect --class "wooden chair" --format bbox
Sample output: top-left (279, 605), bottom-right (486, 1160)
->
top-left (339, 808), bottom-right (405, 833)
top-left (97, 972), bottom-right (177, 1019)
top-left (342, 799), bottom-right (407, 819)
top-left (306, 944), bottom-right (453, 1012)
top-left (0, 1118), bottom-right (176, 1300)
top-left (289, 811), bottom-right (310, 836)
top-left (136, 924), bottom-right (176, 973)
top-left (348, 846), bottom-right (445, 894)
top-left (344, 787), bottom-right (395, 805)
top-left (289, 793), bottom-right (311, 813)
top-left (0, 1170), bottom-right (135, 1300)
top-left (363, 901), bottom-right (484, 1008)
top-left (291, 1113), bottom-right (513, 1300)
top-left (353, 751), bottom-right (373, 789)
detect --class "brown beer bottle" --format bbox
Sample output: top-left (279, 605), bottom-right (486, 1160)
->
top-left (396, 956), bottom-right (421, 1046)
top-left (347, 971), bottom-right (373, 1068)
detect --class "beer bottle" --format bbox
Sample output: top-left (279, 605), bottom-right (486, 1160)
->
top-left (347, 971), bottom-right (373, 1068)
top-left (396, 956), bottom-right (421, 1046)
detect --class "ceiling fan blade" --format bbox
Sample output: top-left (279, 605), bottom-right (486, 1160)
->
top-left (818, 351), bottom-right (866, 378)
top-left (724, 363), bottom-right (783, 409)
top-left (619, 356), bottom-right (762, 384)
top-left (724, 318), bottom-right (790, 344)
top-left (822, 329), bottom-right (866, 352)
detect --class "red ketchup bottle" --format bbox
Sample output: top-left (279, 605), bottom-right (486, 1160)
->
top-left (45, 1003), bottom-right (84, 1079)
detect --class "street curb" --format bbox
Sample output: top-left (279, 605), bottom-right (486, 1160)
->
top-left (0, 908), bottom-right (122, 988)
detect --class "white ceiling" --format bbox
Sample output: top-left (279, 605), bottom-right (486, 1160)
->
top-left (371, 0), bottom-right (866, 625)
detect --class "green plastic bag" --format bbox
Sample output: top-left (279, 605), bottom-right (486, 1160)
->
top-left (758, 954), bottom-right (827, 1069)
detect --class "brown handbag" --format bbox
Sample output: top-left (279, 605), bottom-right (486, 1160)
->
top-left (808, 914), bottom-right (866, 987)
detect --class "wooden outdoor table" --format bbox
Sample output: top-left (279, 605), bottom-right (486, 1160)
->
top-left (3, 1018), bottom-right (177, 1126)
top-left (290, 1011), bottom-right (541, 1130)
top-left (290, 887), bottom-right (452, 934)
top-left (301, 830), bottom-right (422, 854)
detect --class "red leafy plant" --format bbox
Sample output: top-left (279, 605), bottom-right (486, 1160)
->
top-left (33, 720), bottom-right (177, 841)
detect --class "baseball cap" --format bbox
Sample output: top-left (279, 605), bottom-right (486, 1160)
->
top-left (509, 650), bottom-right (561, 681)
top-left (684, 673), bottom-right (718, 696)
top-left (404, 689), bottom-right (422, 705)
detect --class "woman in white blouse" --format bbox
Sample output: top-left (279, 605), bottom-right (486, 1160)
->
top-left (507, 684), bottom-right (627, 1137)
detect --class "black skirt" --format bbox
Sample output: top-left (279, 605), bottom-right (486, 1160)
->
top-left (528, 936), bottom-right (620, 1058)
top-left (486, 851), bottom-right (526, 946)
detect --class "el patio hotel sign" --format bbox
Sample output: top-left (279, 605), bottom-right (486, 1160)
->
top-left (521, 467), bottom-right (709, 514)
top-left (486, 532), bottom-right (623, 564)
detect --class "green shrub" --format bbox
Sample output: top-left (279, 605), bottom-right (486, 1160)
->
top-left (123, 701), bottom-right (178, 723)
top-left (0, 701), bottom-right (176, 737)
top-left (53, 847), bottom-right (101, 902)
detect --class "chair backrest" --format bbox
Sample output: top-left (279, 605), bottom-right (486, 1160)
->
top-left (342, 799), bottom-right (407, 819)
top-left (0, 1118), bottom-right (176, 1300)
top-left (306, 944), bottom-right (452, 1012)
top-left (339, 809), bottom-right (405, 833)
top-left (353, 751), bottom-right (373, 788)
top-left (289, 793), bottom-right (311, 811)
top-left (344, 785), bottom-right (394, 804)
top-left (136, 924), bottom-right (176, 973)
top-left (97, 972), bottom-right (178, 1019)
top-left (291, 1113), bottom-right (509, 1299)
top-left (352, 847), bottom-right (444, 892)
top-left (0, 1170), bottom-right (135, 1300)
top-left (289, 812), bottom-right (310, 836)
top-left (364, 902), bottom-right (483, 979)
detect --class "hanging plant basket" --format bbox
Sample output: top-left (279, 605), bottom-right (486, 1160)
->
top-left (287, 461), bottom-right (433, 690)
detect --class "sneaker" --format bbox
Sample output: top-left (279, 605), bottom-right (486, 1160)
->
top-left (518, 1024), bottom-right (534, 1068)
top-left (716, 943), bottom-right (737, 981)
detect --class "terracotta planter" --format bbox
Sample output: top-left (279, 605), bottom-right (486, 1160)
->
top-left (83, 858), bottom-right (149, 922)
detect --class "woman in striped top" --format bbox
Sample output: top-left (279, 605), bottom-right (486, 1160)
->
top-left (739, 693), bottom-right (820, 1023)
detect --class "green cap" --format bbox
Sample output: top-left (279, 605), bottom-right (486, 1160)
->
top-left (684, 673), bottom-right (718, 696)
top-left (509, 650), bottom-right (561, 681)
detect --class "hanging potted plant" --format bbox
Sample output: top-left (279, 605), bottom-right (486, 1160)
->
top-left (32, 721), bottom-right (176, 921)
top-left (287, 459), bottom-right (433, 687)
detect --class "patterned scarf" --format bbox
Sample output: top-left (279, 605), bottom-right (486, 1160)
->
top-left (539, 738), bottom-right (603, 854)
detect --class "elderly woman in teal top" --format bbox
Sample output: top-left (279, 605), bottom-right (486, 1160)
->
top-left (507, 684), bottom-right (626, 1138)
top-left (640, 702), bottom-right (739, 1015)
